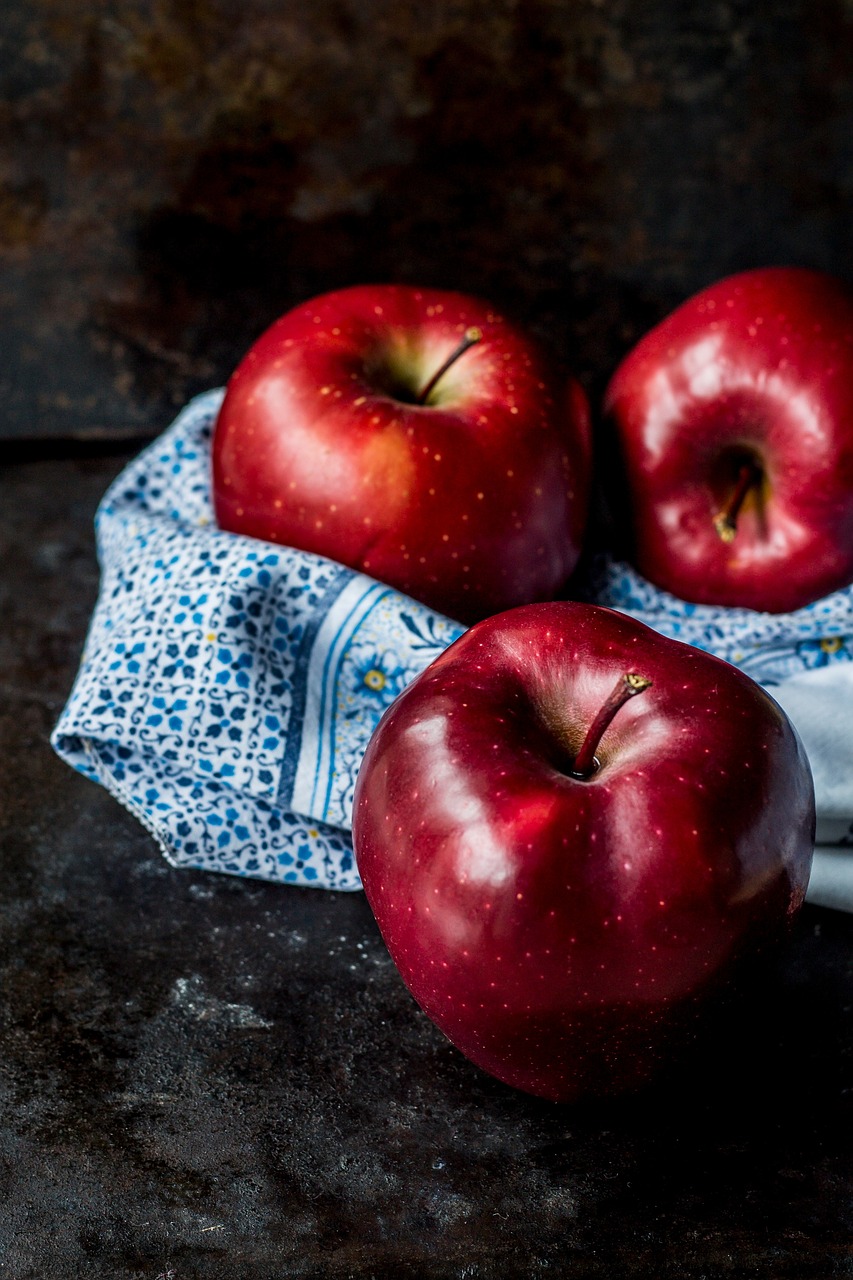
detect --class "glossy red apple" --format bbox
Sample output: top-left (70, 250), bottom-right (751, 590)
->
top-left (604, 267), bottom-right (853, 612)
top-left (353, 602), bottom-right (814, 1102)
top-left (212, 284), bottom-right (591, 624)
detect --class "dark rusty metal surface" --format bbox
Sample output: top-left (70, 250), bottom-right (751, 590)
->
top-left (2, 0), bottom-right (853, 441)
top-left (4, 0), bottom-right (853, 1273)
top-left (2, 446), bottom-right (853, 1279)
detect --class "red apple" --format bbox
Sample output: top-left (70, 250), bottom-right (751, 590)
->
top-left (212, 285), bottom-right (591, 623)
top-left (604, 267), bottom-right (853, 612)
top-left (353, 602), bottom-right (814, 1102)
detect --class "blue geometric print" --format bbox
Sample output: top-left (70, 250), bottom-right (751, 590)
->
top-left (52, 390), bottom-right (853, 890)
top-left (584, 554), bottom-right (853, 687)
top-left (51, 390), bottom-right (464, 890)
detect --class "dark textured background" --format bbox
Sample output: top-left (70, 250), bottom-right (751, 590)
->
top-left (3, 2), bottom-right (853, 1277)
top-left (2, 0), bottom-right (852, 441)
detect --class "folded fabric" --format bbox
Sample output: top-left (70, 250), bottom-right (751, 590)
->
top-left (51, 390), bottom-right (464, 890)
top-left (52, 389), bottom-right (853, 907)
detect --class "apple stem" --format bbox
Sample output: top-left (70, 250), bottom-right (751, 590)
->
top-left (417, 327), bottom-right (483, 404)
top-left (713, 461), bottom-right (762, 543)
top-left (571, 673), bottom-right (652, 779)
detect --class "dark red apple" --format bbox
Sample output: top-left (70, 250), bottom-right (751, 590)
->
top-left (604, 267), bottom-right (853, 612)
top-left (212, 284), bottom-right (591, 624)
top-left (353, 602), bottom-right (814, 1102)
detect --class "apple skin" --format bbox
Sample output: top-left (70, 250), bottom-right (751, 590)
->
top-left (212, 285), bottom-right (591, 624)
top-left (604, 267), bottom-right (853, 613)
top-left (352, 602), bottom-right (814, 1102)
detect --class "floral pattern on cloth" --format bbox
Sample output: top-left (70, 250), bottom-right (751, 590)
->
top-left (53, 389), bottom-right (853, 892)
top-left (584, 555), bottom-right (853, 687)
top-left (51, 390), bottom-right (464, 890)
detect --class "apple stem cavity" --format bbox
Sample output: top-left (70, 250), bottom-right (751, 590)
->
top-left (571, 673), bottom-right (652, 779)
top-left (713, 460), bottom-right (763, 543)
top-left (417, 327), bottom-right (483, 404)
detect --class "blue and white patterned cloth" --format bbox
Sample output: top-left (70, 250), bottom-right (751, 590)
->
top-left (585, 557), bottom-right (853, 689)
top-left (52, 389), bottom-right (853, 904)
top-left (51, 390), bottom-right (464, 890)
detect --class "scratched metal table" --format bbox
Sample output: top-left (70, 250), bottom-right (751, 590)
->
top-left (1, 443), bottom-right (853, 1280)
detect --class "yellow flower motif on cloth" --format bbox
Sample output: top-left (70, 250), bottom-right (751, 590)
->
top-left (349, 650), bottom-right (407, 713)
top-left (795, 634), bottom-right (852, 669)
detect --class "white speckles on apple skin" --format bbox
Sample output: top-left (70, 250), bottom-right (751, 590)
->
top-left (353, 600), bottom-right (814, 1102)
top-left (212, 284), bottom-right (591, 624)
top-left (606, 267), bottom-right (853, 612)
